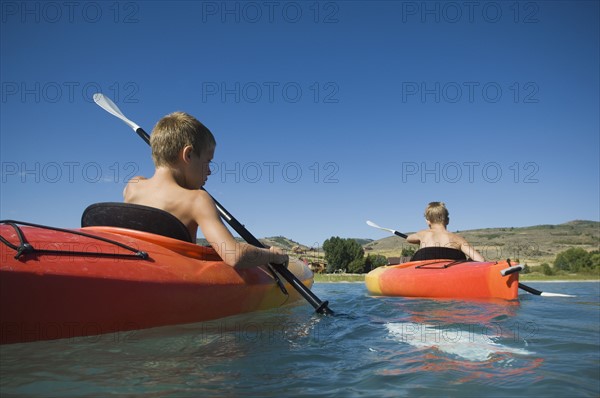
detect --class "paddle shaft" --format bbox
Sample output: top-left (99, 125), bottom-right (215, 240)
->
top-left (393, 231), bottom-right (408, 239)
top-left (133, 126), bottom-right (333, 314)
top-left (518, 282), bottom-right (542, 295)
top-left (135, 128), bottom-right (150, 145)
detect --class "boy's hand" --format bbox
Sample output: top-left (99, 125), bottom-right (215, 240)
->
top-left (269, 246), bottom-right (289, 268)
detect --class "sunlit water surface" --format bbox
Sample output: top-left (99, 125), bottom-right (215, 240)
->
top-left (1, 282), bottom-right (598, 397)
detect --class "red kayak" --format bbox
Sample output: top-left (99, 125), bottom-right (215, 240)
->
top-left (0, 221), bottom-right (313, 344)
top-left (365, 259), bottom-right (520, 300)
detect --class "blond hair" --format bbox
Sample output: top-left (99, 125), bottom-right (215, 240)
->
top-left (150, 112), bottom-right (216, 167)
top-left (425, 202), bottom-right (449, 226)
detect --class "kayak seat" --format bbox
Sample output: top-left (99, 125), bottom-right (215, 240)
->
top-left (410, 247), bottom-right (467, 261)
top-left (81, 202), bottom-right (194, 243)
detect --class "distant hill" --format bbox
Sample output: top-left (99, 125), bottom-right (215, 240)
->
top-left (196, 235), bottom-right (313, 251)
top-left (196, 220), bottom-right (599, 266)
top-left (364, 220), bottom-right (599, 266)
top-left (260, 236), bottom-right (312, 251)
top-left (352, 238), bottom-right (374, 246)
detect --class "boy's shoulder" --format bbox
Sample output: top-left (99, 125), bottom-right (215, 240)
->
top-left (124, 175), bottom-right (147, 185)
top-left (186, 188), bottom-right (216, 209)
top-left (447, 230), bottom-right (469, 242)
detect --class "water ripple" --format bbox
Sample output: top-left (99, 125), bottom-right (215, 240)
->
top-left (1, 282), bottom-right (598, 397)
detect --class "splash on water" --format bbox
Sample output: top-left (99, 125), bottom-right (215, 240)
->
top-left (386, 322), bottom-right (532, 362)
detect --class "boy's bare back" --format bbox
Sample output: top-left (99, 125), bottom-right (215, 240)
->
top-left (408, 226), bottom-right (469, 250)
top-left (124, 173), bottom-right (209, 240)
top-left (406, 202), bottom-right (485, 262)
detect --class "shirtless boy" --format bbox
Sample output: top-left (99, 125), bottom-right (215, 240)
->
top-left (123, 111), bottom-right (288, 269)
top-left (406, 202), bottom-right (485, 262)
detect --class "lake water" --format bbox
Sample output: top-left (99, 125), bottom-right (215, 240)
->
top-left (1, 282), bottom-right (598, 397)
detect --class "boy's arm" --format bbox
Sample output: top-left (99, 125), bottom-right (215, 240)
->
top-left (460, 241), bottom-right (485, 262)
top-left (406, 231), bottom-right (421, 244)
top-left (193, 191), bottom-right (288, 269)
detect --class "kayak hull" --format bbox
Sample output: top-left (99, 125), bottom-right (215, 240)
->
top-left (0, 225), bottom-right (313, 344)
top-left (365, 259), bottom-right (519, 300)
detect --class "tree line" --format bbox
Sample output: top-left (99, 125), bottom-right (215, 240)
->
top-left (322, 236), bottom-right (413, 273)
top-left (523, 247), bottom-right (600, 276)
top-left (323, 236), bottom-right (599, 275)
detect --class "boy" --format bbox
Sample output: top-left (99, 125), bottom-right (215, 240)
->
top-left (406, 202), bottom-right (485, 262)
top-left (123, 111), bottom-right (288, 269)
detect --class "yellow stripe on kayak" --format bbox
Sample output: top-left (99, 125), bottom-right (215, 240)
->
top-left (365, 266), bottom-right (388, 295)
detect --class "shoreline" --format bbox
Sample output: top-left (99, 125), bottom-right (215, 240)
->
top-left (314, 280), bottom-right (599, 283)
top-left (519, 280), bottom-right (599, 283)
top-left (313, 273), bottom-right (599, 283)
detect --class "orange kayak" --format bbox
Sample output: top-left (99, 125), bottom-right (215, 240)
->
top-left (365, 259), bottom-right (520, 300)
top-left (0, 223), bottom-right (313, 344)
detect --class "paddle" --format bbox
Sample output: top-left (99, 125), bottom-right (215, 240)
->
top-left (515, 282), bottom-right (575, 297)
top-left (366, 220), bottom-right (407, 239)
top-left (93, 93), bottom-right (334, 315)
top-left (366, 220), bottom-right (575, 298)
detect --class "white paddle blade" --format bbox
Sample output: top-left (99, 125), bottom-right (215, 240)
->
top-left (540, 292), bottom-right (576, 298)
top-left (93, 93), bottom-right (140, 131)
top-left (366, 220), bottom-right (381, 229)
top-left (366, 220), bottom-right (396, 234)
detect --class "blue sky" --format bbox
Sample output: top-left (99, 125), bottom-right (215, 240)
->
top-left (1, 1), bottom-right (598, 246)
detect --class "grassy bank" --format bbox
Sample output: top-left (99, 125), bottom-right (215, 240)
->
top-left (314, 273), bottom-right (365, 283)
top-left (520, 273), bottom-right (599, 281)
top-left (314, 272), bottom-right (599, 283)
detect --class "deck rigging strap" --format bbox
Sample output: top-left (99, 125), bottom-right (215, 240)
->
top-left (414, 259), bottom-right (470, 269)
top-left (0, 220), bottom-right (148, 260)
